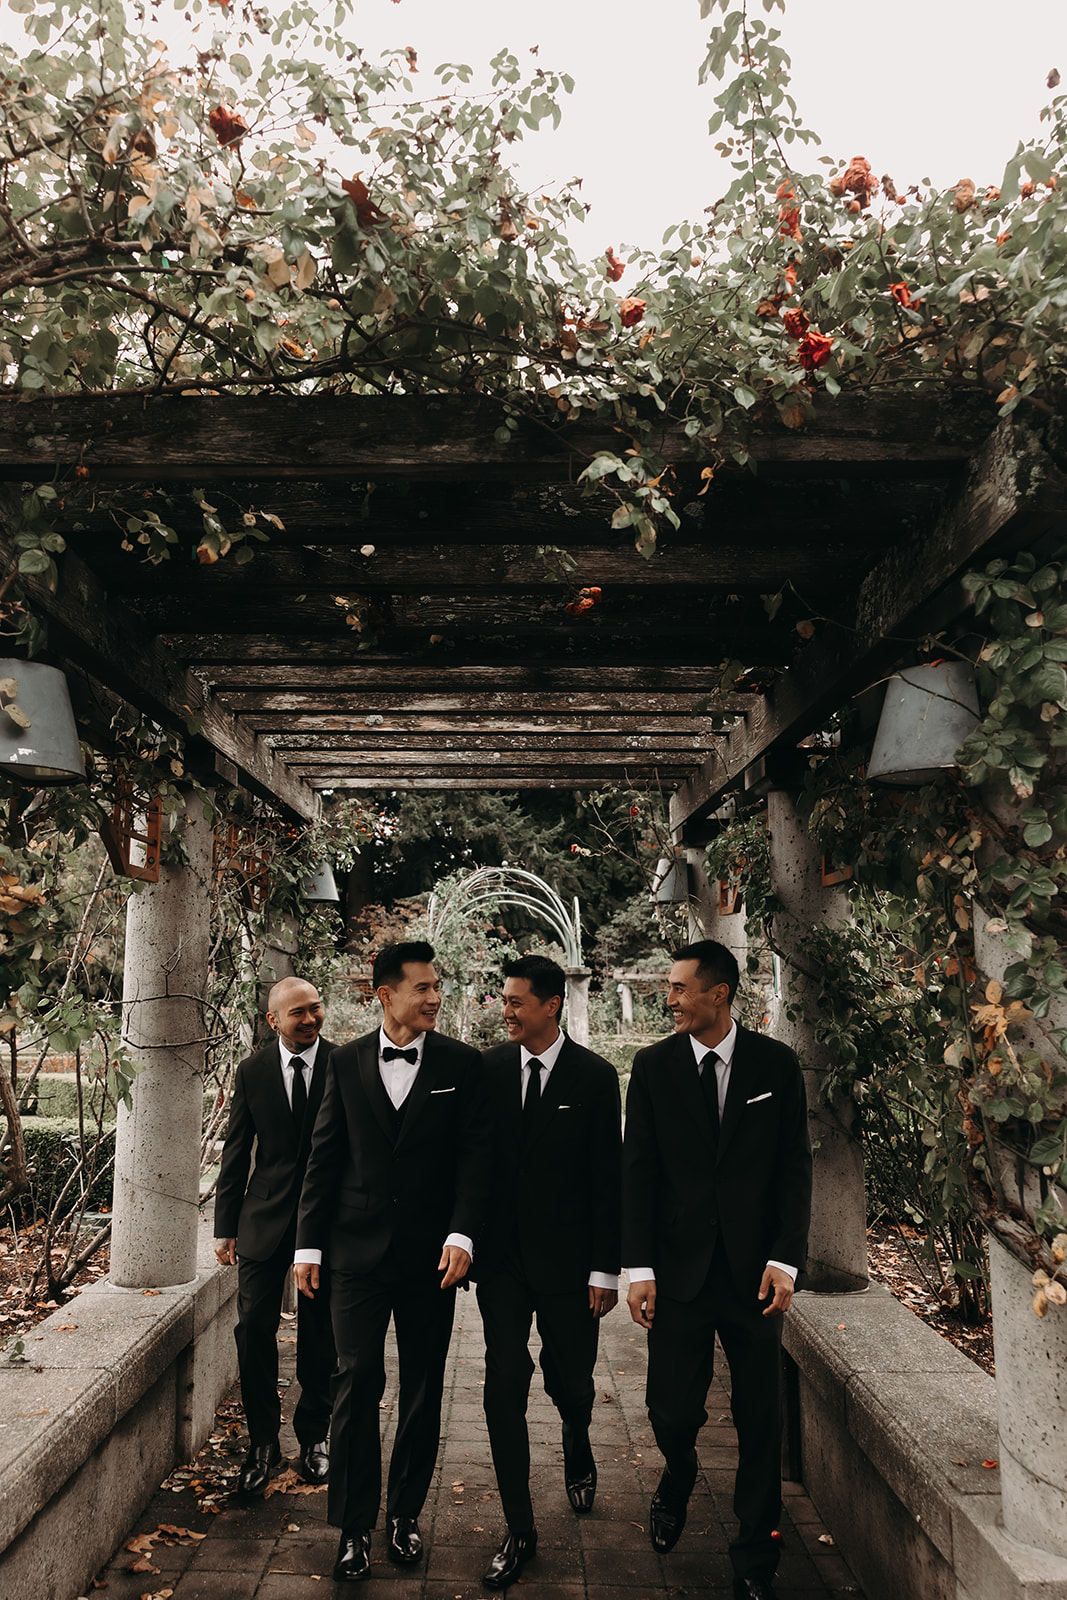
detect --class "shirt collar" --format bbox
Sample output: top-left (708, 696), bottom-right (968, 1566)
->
top-left (279, 1036), bottom-right (319, 1070)
top-left (521, 1028), bottom-right (566, 1073)
top-left (379, 1025), bottom-right (425, 1060)
top-left (689, 1019), bottom-right (737, 1067)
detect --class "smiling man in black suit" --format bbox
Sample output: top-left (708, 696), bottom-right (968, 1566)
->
top-left (213, 976), bottom-right (337, 1495)
top-left (294, 940), bottom-right (491, 1584)
top-left (475, 954), bottom-right (622, 1590)
top-left (623, 940), bottom-right (812, 1600)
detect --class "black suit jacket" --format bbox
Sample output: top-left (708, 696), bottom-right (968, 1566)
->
top-left (622, 1025), bottom-right (811, 1301)
top-left (296, 1028), bottom-right (491, 1275)
top-left (213, 1036), bottom-right (338, 1262)
top-left (476, 1035), bottom-right (622, 1293)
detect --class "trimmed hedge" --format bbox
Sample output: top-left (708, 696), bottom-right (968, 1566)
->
top-left (18, 1116), bottom-right (114, 1220)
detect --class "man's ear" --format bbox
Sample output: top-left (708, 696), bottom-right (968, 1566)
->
top-left (266, 1011), bottom-right (279, 1033)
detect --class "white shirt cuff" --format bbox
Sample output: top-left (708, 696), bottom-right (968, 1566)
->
top-left (767, 1259), bottom-right (797, 1281)
top-left (626, 1269), bottom-right (655, 1282)
top-left (445, 1232), bottom-right (473, 1259)
top-left (588, 1271), bottom-right (619, 1291)
top-left (294, 1249), bottom-right (322, 1265)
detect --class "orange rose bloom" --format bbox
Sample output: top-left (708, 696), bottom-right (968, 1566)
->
top-left (619, 297), bottom-right (646, 328)
top-left (209, 105), bottom-right (250, 146)
top-left (829, 155), bottom-right (879, 210)
top-left (782, 308), bottom-right (810, 339)
top-left (889, 282), bottom-right (911, 306)
top-left (605, 247), bottom-right (625, 283)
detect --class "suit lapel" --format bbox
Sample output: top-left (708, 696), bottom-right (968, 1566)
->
top-left (259, 1041), bottom-right (295, 1143)
top-left (716, 1025), bottom-right (751, 1159)
top-left (358, 1032), bottom-right (395, 1142)
top-left (299, 1037), bottom-right (332, 1154)
top-left (668, 1032), bottom-right (715, 1146)
top-left (394, 1029), bottom-right (437, 1145)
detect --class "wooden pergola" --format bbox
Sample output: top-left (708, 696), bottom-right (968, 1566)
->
top-left (0, 385), bottom-right (1051, 826)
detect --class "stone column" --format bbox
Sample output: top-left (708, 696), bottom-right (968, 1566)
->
top-left (989, 1235), bottom-right (1067, 1558)
top-left (765, 789), bottom-right (868, 1293)
top-left (685, 844), bottom-right (749, 979)
top-left (617, 982), bottom-right (634, 1029)
top-left (565, 966), bottom-right (592, 1048)
top-left (111, 791), bottom-right (213, 1289)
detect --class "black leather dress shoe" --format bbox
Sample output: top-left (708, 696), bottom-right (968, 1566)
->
top-left (298, 1438), bottom-right (329, 1483)
top-left (387, 1515), bottom-right (423, 1565)
top-left (333, 1530), bottom-right (372, 1582)
top-left (562, 1424), bottom-right (597, 1513)
top-left (649, 1469), bottom-right (691, 1553)
top-left (482, 1529), bottom-right (537, 1589)
top-left (238, 1439), bottom-right (281, 1496)
top-left (733, 1578), bottom-right (778, 1600)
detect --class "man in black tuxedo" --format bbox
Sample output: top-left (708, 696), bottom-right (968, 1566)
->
top-left (476, 955), bottom-right (622, 1590)
top-left (213, 976), bottom-right (337, 1495)
top-left (294, 940), bottom-right (491, 1584)
top-left (623, 940), bottom-right (811, 1600)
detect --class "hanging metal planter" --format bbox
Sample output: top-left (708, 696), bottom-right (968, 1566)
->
top-left (867, 662), bottom-right (980, 786)
top-left (303, 862), bottom-right (341, 903)
top-left (650, 855), bottom-right (689, 903)
top-left (0, 660), bottom-right (86, 784)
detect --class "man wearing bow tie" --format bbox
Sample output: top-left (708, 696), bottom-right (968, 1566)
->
top-left (623, 941), bottom-right (811, 1600)
top-left (294, 941), bottom-right (491, 1583)
top-left (213, 976), bottom-right (337, 1496)
top-left (475, 955), bottom-right (622, 1590)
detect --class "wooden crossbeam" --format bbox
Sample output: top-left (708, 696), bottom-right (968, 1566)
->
top-left (265, 732), bottom-right (717, 754)
top-left (0, 390), bottom-right (996, 483)
top-left (242, 713), bottom-right (722, 735)
top-left (221, 691), bottom-right (737, 717)
top-left (670, 417), bottom-right (1066, 836)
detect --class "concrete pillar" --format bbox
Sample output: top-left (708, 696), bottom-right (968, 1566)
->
top-left (989, 1235), bottom-right (1067, 1557)
top-left (765, 789), bottom-right (867, 1293)
top-left (565, 966), bottom-right (592, 1048)
top-left (617, 982), bottom-right (634, 1029)
top-left (685, 844), bottom-right (749, 979)
top-left (111, 791), bottom-right (213, 1289)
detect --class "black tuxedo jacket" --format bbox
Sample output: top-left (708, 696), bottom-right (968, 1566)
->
top-left (296, 1028), bottom-right (491, 1276)
top-left (213, 1036), bottom-right (338, 1262)
top-left (476, 1035), bottom-right (622, 1293)
top-left (622, 1024), bottom-right (811, 1301)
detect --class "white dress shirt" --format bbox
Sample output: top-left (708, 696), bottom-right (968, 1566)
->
top-left (627, 1022), bottom-right (797, 1286)
top-left (523, 1029), bottom-right (619, 1295)
top-left (279, 1036), bottom-right (319, 1107)
top-left (294, 1026), bottom-right (472, 1268)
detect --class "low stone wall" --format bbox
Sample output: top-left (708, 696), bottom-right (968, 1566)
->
top-left (786, 1285), bottom-right (1067, 1600)
top-left (0, 1218), bottom-right (238, 1600)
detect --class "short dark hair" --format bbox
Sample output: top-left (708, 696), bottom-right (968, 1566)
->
top-left (373, 940), bottom-right (436, 990)
top-left (671, 939), bottom-right (739, 1003)
top-left (502, 953), bottom-right (566, 1007)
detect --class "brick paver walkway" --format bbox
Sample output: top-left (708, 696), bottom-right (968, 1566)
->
top-left (94, 1284), bottom-right (863, 1598)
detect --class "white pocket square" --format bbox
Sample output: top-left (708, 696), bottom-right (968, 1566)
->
top-left (430, 1087), bottom-right (455, 1095)
top-left (557, 1104), bottom-right (572, 1110)
top-left (747, 1092), bottom-right (773, 1104)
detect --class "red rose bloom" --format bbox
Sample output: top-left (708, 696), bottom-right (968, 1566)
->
top-left (782, 308), bottom-right (810, 340)
top-left (619, 297), bottom-right (646, 328)
top-left (796, 330), bottom-right (834, 371)
top-left (889, 282), bottom-right (911, 306)
top-left (209, 105), bottom-right (249, 146)
top-left (605, 247), bottom-right (625, 283)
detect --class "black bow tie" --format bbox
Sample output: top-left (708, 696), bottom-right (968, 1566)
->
top-left (383, 1045), bottom-right (418, 1065)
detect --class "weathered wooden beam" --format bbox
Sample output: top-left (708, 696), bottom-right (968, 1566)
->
top-left (0, 530), bottom-right (319, 821)
top-left (204, 665), bottom-right (723, 692)
top-left (285, 749), bottom-right (702, 770)
top-left (220, 690), bottom-right (737, 716)
top-left (241, 713), bottom-right (721, 735)
top-left (0, 390), bottom-right (996, 483)
top-left (317, 776), bottom-right (659, 790)
top-left (265, 731), bottom-right (716, 754)
top-left (670, 417), bottom-right (1066, 836)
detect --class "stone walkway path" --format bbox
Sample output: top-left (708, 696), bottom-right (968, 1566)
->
top-left (94, 1287), bottom-right (864, 1599)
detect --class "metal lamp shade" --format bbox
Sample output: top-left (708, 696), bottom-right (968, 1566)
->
top-left (303, 863), bottom-right (341, 903)
top-left (867, 663), bottom-right (980, 786)
top-left (0, 660), bottom-right (85, 784)
top-left (651, 856), bottom-right (689, 903)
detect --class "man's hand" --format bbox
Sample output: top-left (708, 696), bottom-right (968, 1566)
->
top-left (214, 1238), bottom-right (237, 1266)
top-left (759, 1264), bottom-right (794, 1317)
top-left (294, 1262), bottom-right (320, 1299)
top-left (438, 1244), bottom-right (471, 1289)
top-left (589, 1286), bottom-right (618, 1319)
top-left (627, 1278), bottom-right (656, 1329)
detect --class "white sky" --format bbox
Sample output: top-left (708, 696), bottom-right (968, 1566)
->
top-left (1, 0), bottom-right (1064, 253)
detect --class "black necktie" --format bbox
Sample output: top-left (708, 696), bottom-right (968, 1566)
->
top-left (383, 1045), bottom-right (418, 1065)
top-left (291, 1058), bottom-right (309, 1128)
top-left (700, 1051), bottom-right (721, 1136)
top-left (524, 1057), bottom-right (542, 1122)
